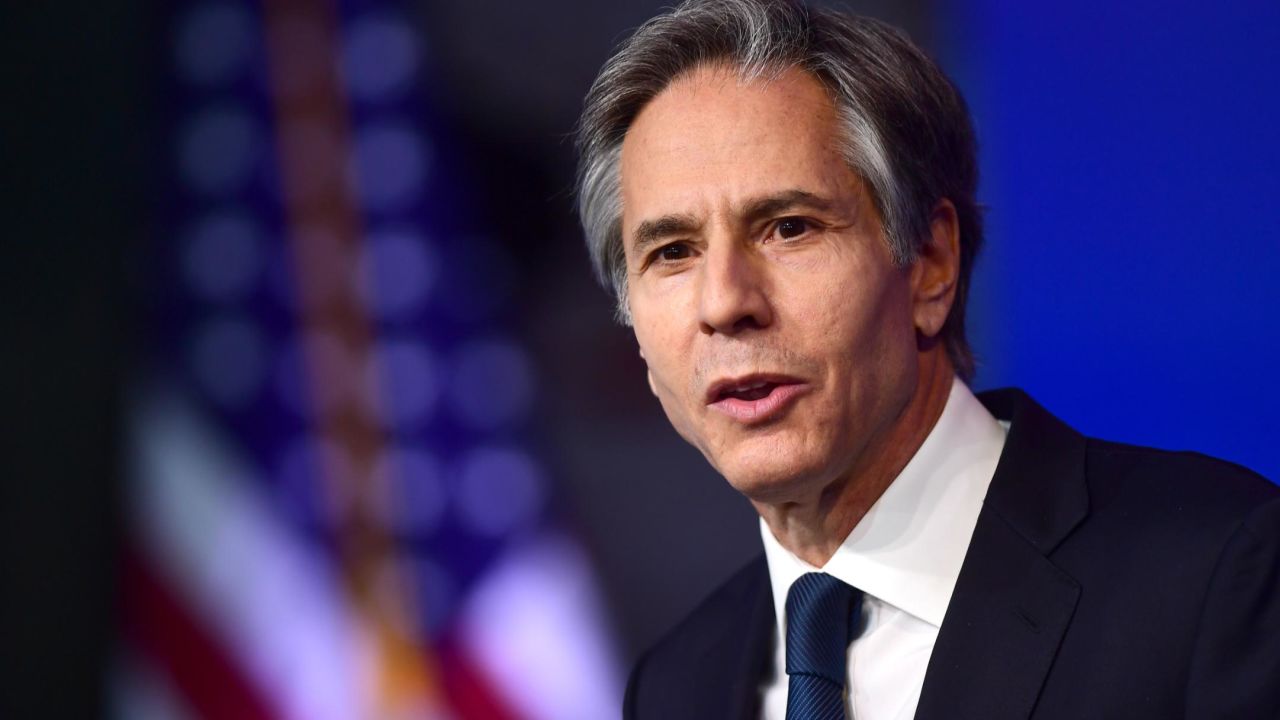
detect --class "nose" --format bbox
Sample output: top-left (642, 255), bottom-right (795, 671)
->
top-left (697, 242), bottom-right (773, 336)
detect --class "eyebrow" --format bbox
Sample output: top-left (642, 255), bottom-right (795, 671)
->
top-left (627, 189), bottom-right (838, 258)
top-left (630, 214), bottom-right (702, 259)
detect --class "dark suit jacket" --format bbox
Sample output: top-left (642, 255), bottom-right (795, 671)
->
top-left (624, 389), bottom-right (1280, 719)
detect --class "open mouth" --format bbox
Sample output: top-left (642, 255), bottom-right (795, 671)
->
top-left (706, 375), bottom-right (809, 423)
top-left (719, 380), bottom-right (777, 402)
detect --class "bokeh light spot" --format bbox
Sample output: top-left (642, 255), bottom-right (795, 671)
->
top-left (349, 123), bottom-right (430, 212)
top-left (447, 337), bottom-right (535, 431)
top-left (174, 2), bottom-right (257, 86)
top-left (454, 446), bottom-right (545, 537)
top-left (357, 228), bottom-right (437, 321)
top-left (181, 210), bottom-right (265, 303)
top-left (188, 316), bottom-right (269, 409)
top-left (371, 446), bottom-right (445, 537)
top-left (178, 105), bottom-right (263, 195)
top-left (342, 14), bottom-right (421, 103)
top-left (364, 338), bottom-right (439, 430)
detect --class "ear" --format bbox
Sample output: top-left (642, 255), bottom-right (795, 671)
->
top-left (910, 199), bottom-right (961, 339)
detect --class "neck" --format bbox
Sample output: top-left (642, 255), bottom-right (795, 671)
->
top-left (754, 349), bottom-right (955, 567)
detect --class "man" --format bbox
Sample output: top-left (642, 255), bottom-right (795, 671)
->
top-left (574, 0), bottom-right (1280, 718)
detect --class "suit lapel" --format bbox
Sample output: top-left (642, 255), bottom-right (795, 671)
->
top-left (914, 511), bottom-right (1081, 719)
top-left (916, 390), bottom-right (1090, 720)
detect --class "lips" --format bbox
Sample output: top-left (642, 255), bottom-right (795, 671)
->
top-left (705, 374), bottom-right (809, 423)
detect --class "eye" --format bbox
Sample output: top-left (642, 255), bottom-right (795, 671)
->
top-left (656, 242), bottom-right (692, 262)
top-left (775, 216), bottom-right (810, 240)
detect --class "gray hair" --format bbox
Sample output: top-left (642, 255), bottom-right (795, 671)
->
top-left (575, 0), bottom-right (983, 380)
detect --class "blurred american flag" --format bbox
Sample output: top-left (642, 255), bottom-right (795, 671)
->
top-left (115, 1), bottom-right (622, 718)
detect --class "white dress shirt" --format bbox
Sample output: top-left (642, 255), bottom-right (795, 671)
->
top-left (759, 378), bottom-right (1008, 720)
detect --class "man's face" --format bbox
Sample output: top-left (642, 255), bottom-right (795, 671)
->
top-left (619, 65), bottom-right (925, 504)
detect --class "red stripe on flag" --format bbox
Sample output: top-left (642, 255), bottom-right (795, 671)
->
top-left (437, 634), bottom-right (525, 720)
top-left (121, 547), bottom-right (280, 720)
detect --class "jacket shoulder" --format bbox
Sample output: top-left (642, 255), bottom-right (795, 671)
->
top-left (979, 385), bottom-right (1277, 541)
top-left (1083, 437), bottom-right (1278, 526)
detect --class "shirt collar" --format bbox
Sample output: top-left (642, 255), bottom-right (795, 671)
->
top-left (761, 377), bottom-right (1008, 628)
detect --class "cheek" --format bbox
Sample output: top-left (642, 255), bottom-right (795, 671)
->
top-left (786, 268), bottom-right (880, 342)
top-left (632, 314), bottom-right (693, 410)
top-left (644, 352), bottom-right (705, 449)
top-left (631, 307), bottom-right (713, 450)
top-left (631, 282), bottom-right (698, 376)
top-left (793, 266), bottom-right (915, 381)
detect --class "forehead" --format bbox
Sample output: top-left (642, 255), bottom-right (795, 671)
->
top-left (619, 65), bottom-right (850, 226)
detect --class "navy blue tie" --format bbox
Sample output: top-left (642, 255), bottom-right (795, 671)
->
top-left (784, 572), bottom-right (862, 720)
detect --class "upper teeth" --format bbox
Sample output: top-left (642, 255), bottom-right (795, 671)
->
top-left (737, 380), bottom-right (768, 391)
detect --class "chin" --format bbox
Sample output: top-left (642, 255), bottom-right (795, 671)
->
top-left (696, 420), bottom-right (838, 499)
top-left (712, 444), bottom-right (828, 504)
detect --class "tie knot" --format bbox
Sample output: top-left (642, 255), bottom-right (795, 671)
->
top-left (785, 572), bottom-right (862, 684)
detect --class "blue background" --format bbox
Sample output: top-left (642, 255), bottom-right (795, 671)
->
top-left (945, 0), bottom-right (1280, 481)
